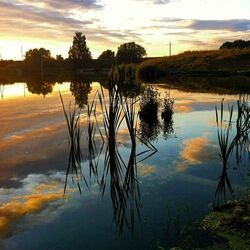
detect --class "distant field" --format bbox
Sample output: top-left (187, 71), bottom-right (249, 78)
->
top-left (138, 49), bottom-right (250, 81)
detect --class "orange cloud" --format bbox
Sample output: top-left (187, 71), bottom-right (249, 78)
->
top-left (0, 181), bottom-right (68, 239)
top-left (176, 135), bottom-right (217, 172)
top-left (138, 164), bottom-right (156, 177)
top-left (175, 104), bottom-right (193, 113)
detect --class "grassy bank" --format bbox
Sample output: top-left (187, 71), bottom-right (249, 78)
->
top-left (201, 199), bottom-right (250, 250)
top-left (137, 49), bottom-right (250, 81)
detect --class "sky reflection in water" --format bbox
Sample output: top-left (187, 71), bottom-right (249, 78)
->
top-left (0, 81), bottom-right (247, 249)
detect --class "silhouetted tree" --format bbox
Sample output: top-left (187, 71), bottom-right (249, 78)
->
top-left (220, 40), bottom-right (250, 49)
top-left (25, 48), bottom-right (51, 62)
top-left (116, 42), bottom-right (147, 64)
top-left (98, 50), bottom-right (115, 61)
top-left (68, 32), bottom-right (92, 65)
top-left (56, 55), bottom-right (64, 61)
top-left (26, 78), bottom-right (55, 96)
top-left (70, 81), bottom-right (92, 108)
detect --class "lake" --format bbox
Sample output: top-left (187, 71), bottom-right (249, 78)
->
top-left (0, 79), bottom-right (249, 249)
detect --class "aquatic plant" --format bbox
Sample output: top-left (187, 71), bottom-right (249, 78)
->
top-left (139, 86), bottom-right (160, 122)
top-left (61, 65), bottom-right (157, 234)
top-left (215, 95), bottom-right (250, 203)
top-left (234, 94), bottom-right (250, 166)
top-left (161, 91), bottom-right (174, 122)
top-left (59, 92), bottom-right (88, 195)
top-left (215, 100), bottom-right (234, 201)
top-left (90, 66), bottom-right (157, 233)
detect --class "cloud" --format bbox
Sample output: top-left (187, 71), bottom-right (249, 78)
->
top-left (141, 0), bottom-right (178, 5)
top-left (0, 0), bottom-right (144, 49)
top-left (41, 0), bottom-right (103, 9)
top-left (189, 19), bottom-right (250, 32)
top-left (152, 18), bottom-right (250, 32)
top-left (153, 0), bottom-right (174, 4)
top-left (176, 135), bottom-right (218, 172)
top-left (138, 164), bottom-right (156, 177)
top-left (0, 1), bottom-right (95, 30)
top-left (0, 174), bottom-right (69, 239)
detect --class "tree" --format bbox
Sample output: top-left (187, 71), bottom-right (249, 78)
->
top-left (98, 50), bottom-right (115, 61)
top-left (220, 40), bottom-right (250, 49)
top-left (56, 54), bottom-right (64, 61)
top-left (116, 42), bottom-right (147, 64)
top-left (68, 32), bottom-right (92, 63)
top-left (70, 81), bottom-right (92, 108)
top-left (25, 48), bottom-right (51, 62)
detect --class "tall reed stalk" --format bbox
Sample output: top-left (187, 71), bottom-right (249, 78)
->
top-left (215, 95), bottom-right (250, 203)
top-left (59, 92), bottom-right (88, 195)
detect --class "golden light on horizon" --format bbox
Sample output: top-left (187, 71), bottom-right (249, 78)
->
top-left (0, 0), bottom-right (249, 59)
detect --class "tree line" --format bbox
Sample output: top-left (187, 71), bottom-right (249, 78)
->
top-left (24, 32), bottom-right (147, 70)
top-left (220, 40), bottom-right (250, 50)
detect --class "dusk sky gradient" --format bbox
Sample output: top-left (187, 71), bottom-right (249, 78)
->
top-left (0, 0), bottom-right (249, 59)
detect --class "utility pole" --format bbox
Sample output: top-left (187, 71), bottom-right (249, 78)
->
top-left (21, 46), bottom-right (24, 60)
top-left (41, 55), bottom-right (44, 83)
top-left (23, 83), bottom-right (26, 97)
top-left (169, 42), bottom-right (172, 57)
top-left (0, 85), bottom-right (4, 99)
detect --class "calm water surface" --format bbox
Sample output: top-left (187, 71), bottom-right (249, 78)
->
top-left (0, 81), bottom-right (247, 249)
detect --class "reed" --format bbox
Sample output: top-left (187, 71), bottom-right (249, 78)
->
top-left (59, 92), bottom-right (88, 195)
top-left (215, 100), bottom-right (234, 201)
top-left (215, 95), bottom-right (250, 202)
top-left (62, 65), bottom-right (158, 233)
top-left (161, 90), bottom-right (174, 122)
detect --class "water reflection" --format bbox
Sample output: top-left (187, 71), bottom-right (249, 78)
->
top-left (2, 76), bottom-right (250, 248)
top-left (0, 84), bottom-right (4, 99)
top-left (139, 87), bottom-right (174, 142)
top-left (62, 70), bottom-right (158, 233)
top-left (70, 81), bottom-right (92, 108)
top-left (214, 95), bottom-right (250, 204)
top-left (27, 81), bottom-right (54, 96)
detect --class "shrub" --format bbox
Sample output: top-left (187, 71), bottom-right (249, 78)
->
top-left (139, 86), bottom-right (159, 122)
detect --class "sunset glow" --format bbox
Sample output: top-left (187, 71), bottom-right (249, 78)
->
top-left (0, 0), bottom-right (249, 59)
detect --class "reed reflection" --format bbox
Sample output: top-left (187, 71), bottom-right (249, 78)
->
top-left (215, 95), bottom-right (250, 205)
top-left (62, 66), bottom-right (157, 233)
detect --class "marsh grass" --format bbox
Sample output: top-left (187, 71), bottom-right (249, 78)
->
top-left (161, 91), bottom-right (174, 122)
top-left (86, 66), bottom-right (157, 233)
top-left (234, 95), bottom-right (250, 165)
top-left (139, 86), bottom-right (160, 122)
top-left (61, 65), bottom-right (157, 233)
top-left (59, 92), bottom-right (88, 195)
top-left (215, 101), bottom-right (234, 201)
top-left (215, 95), bottom-right (250, 203)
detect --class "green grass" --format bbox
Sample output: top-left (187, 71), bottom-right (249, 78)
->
top-left (138, 49), bottom-right (250, 81)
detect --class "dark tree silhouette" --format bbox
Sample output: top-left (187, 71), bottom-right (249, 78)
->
top-left (26, 79), bottom-right (55, 96)
top-left (68, 32), bottom-right (92, 64)
top-left (56, 55), bottom-right (64, 61)
top-left (116, 42), bottom-right (147, 64)
top-left (220, 40), bottom-right (250, 49)
top-left (98, 50), bottom-right (115, 61)
top-left (25, 48), bottom-right (51, 62)
top-left (70, 81), bottom-right (92, 108)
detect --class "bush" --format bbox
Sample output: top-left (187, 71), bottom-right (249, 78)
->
top-left (161, 96), bottom-right (174, 121)
top-left (139, 86), bottom-right (159, 122)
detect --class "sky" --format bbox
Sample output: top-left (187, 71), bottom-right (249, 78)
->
top-left (0, 0), bottom-right (249, 59)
